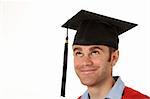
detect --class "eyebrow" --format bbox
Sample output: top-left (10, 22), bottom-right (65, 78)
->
top-left (73, 46), bottom-right (103, 52)
top-left (73, 47), bottom-right (82, 52)
top-left (89, 46), bottom-right (103, 51)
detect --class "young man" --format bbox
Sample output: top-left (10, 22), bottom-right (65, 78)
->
top-left (61, 10), bottom-right (149, 99)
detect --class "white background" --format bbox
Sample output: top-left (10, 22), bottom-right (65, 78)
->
top-left (0, 0), bottom-right (150, 99)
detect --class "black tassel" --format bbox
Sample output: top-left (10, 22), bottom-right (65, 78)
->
top-left (61, 28), bottom-right (68, 97)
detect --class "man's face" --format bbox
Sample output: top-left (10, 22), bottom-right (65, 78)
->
top-left (73, 45), bottom-right (119, 87)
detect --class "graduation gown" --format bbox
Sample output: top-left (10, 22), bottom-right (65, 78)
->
top-left (122, 87), bottom-right (149, 99)
top-left (78, 86), bottom-right (149, 99)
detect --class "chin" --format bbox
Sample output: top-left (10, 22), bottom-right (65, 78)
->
top-left (81, 81), bottom-right (96, 87)
top-left (77, 73), bottom-right (96, 85)
top-left (79, 78), bottom-right (96, 86)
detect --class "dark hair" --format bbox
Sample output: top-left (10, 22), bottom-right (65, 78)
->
top-left (108, 47), bottom-right (117, 62)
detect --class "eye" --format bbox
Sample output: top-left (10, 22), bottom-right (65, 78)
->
top-left (91, 50), bottom-right (100, 56)
top-left (74, 51), bottom-right (83, 57)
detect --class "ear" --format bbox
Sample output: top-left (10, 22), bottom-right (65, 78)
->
top-left (111, 50), bottom-right (119, 66)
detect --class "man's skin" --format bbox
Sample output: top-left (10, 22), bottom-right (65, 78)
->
top-left (73, 45), bottom-right (119, 99)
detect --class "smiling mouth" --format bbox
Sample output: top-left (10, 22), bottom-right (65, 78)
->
top-left (80, 69), bottom-right (96, 74)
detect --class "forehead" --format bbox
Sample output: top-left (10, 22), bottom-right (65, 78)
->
top-left (72, 45), bottom-right (109, 51)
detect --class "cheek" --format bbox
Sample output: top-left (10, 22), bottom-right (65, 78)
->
top-left (74, 57), bottom-right (81, 68)
top-left (74, 58), bottom-right (82, 75)
top-left (92, 57), bottom-right (110, 70)
top-left (91, 57), bottom-right (103, 65)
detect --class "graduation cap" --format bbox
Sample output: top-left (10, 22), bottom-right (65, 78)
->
top-left (60, 10), bottom-right (137, 97)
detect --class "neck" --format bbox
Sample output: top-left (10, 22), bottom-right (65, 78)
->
top-left (87, 77), bottom-right (115, 99)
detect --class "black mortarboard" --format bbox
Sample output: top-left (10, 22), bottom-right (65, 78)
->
top-left (60, 10), bottom-right (137, 97)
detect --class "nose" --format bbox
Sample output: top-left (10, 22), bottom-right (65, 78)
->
top-left (82, 56), bottom-right (93, 66)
